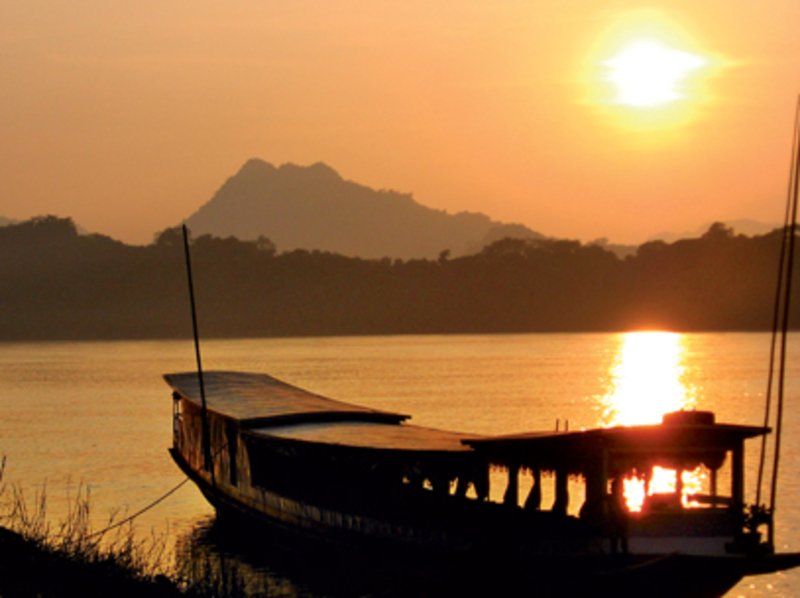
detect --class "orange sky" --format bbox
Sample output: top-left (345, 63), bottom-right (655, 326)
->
top-left (2, 0), bottom-right (800, 246)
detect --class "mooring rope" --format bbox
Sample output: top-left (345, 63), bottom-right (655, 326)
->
top-left (74, 441), bottom-right (228, 541)
top-left (81, 476), bottom-right (192, 540)
top-left (80, 226), bottom-right (217, 541)
top-left (1, 454), bottom-right (197, 542)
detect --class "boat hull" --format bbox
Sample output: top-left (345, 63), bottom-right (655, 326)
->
top-left (171, 448), bottom-right (796, 598)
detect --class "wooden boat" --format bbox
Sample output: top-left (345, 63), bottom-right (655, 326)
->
top-left (166, 369), bottom-right (800, 597)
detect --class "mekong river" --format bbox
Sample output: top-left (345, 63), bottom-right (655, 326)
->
top-left (1, 333), bottom-right (798, 597)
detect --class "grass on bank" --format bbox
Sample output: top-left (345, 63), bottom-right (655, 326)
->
top-left (0, 458), bottom-right (251, 598)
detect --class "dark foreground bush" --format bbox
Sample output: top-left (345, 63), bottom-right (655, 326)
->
top-left (0, 525), bottom-right (181, 598)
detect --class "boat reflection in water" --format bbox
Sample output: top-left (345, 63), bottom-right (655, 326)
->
top-left (174, 514), bottom-right (503, 598)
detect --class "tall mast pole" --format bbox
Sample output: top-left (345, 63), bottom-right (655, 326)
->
top-left (182, 225), bottom-right (215, 485)
top-left (768, 97), bottom-right (800, 549)
top-left (757, 97), bottom-right (800, 508)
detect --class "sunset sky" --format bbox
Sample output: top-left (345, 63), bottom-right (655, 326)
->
top-left (3, 0), bottom-right (800, 246)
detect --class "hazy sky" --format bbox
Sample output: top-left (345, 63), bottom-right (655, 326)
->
top-left (3, 1), bottom-right (800, 245)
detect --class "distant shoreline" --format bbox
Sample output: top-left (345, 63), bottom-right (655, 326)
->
top-left (0, 329), bottom-right (791, 345)
top-left (1, 217), bottom-right (796, 341)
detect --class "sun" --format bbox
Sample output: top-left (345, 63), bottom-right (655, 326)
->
top-left (579, 8), bottom-right (724, 131)
top-left (604, 40), bottom-right (707, 107)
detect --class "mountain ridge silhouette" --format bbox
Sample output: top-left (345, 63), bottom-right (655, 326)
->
top-left (183, 159), bottom-right (544, 259)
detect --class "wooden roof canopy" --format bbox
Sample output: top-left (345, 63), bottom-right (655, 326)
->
top-left (165, 371), bottom-right (410, 428)
top-left (251, 421), bottom-right (473, 453)
top-left (166, 371), bottom-right (474, 453)
top-left (464, 411), bottom-right (770, 475)
top-left (166, 372), bottom-right (769, 468)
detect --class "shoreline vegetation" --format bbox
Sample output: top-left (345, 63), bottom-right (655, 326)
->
top-left (0, 459), bottom-right (250, 598)
top-left (1, 216), bottom-right (798, 341)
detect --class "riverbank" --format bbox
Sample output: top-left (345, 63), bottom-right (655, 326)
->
top-left (0, 525), bottom-right (181, 598)
top-left (0, 456), bottom-right (247, 598)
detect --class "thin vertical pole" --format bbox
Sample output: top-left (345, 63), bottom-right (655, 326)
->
top-left (769, 97), bottom-right (800, 548)
top-left (757, 97), bottom-right (800, 507)
top-left (182, 225), bottom-right (215, 485)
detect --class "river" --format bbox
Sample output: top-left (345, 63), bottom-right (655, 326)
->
top-left (0, 333), bottom-right (798, 596)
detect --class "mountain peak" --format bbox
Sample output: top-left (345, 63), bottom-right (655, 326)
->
top-left (278, 161), bottom-right (342, 182)
top-left (185, 160), bottom-right (543, 259)
top-left (234, 160), bottom-right (344, 188)
top-left (236, 158), bottom-right (276, 178)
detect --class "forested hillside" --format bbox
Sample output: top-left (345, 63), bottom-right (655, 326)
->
top-left (0, 216), bottom-right (794, 340)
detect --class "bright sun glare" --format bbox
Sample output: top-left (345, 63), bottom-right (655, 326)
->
top-left (604, 40), bottom-right (707, 107)
top-left (582, 9), bottom-right (722, 130)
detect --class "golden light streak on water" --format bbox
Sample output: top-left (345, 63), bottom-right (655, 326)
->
top-left (602, 332), bottom-right (705, 509)
top-left (602, 331), bottom-right (695, 426)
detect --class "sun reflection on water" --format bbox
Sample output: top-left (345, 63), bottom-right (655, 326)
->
top-left (602, 331), bottom-right (696, 427)
top-left (602, 332), bottom-right (704, 510)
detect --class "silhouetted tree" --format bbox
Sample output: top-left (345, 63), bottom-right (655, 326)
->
top-left (255, 235), bottom-right (277, 255)
top-left (702, 222), bottom-right (735, 241)
top-left (153, 227), bottom-right (183, 248)
top-left (0, 216), bottom-right (795, 340)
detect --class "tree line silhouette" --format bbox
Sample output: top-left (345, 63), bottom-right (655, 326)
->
top-left (0, 216), bottom-right (795, 340)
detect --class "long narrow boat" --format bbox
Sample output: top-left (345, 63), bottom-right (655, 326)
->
top-left (166, 369), bottom-right (800, 597)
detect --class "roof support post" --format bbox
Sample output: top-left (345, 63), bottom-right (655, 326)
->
top-left (711, 468), bottom-right (718, 507)
top-left (504, 462), bottom-right (520, 507)
top-left (585, 448), bottom-right (607, 509)
top-left (554, 467), bottom-right (569, 516)
top-left (475, 461), bottom-right (490, 502)
top-left (733, 443), bottom-right (745, 511)
top-left (524, 469), bottom-right (542, 511)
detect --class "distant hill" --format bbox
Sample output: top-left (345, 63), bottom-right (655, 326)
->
top-left (183, 160), bottom-right (544, 259)
top-left (0, 215), bottom-right (93, 235)
top-left (648, 219), bottom-right (780, 244)
top-left (1, 216), bottom-right (796, 340)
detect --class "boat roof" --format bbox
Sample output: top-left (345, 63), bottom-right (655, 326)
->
top-left (167, 371), bottom-right (475, 453)
top-left (164, 371), bottom-right (410, 427)
top-left (465, 413), bottom-right (769, 473)
top-left (249, 420), bottom-right (473, 453)
top-left (165, 372), bottom-right (768, 464)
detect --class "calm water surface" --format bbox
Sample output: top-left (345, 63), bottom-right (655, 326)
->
top-left (1, 333), bottom-right (799, 596)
